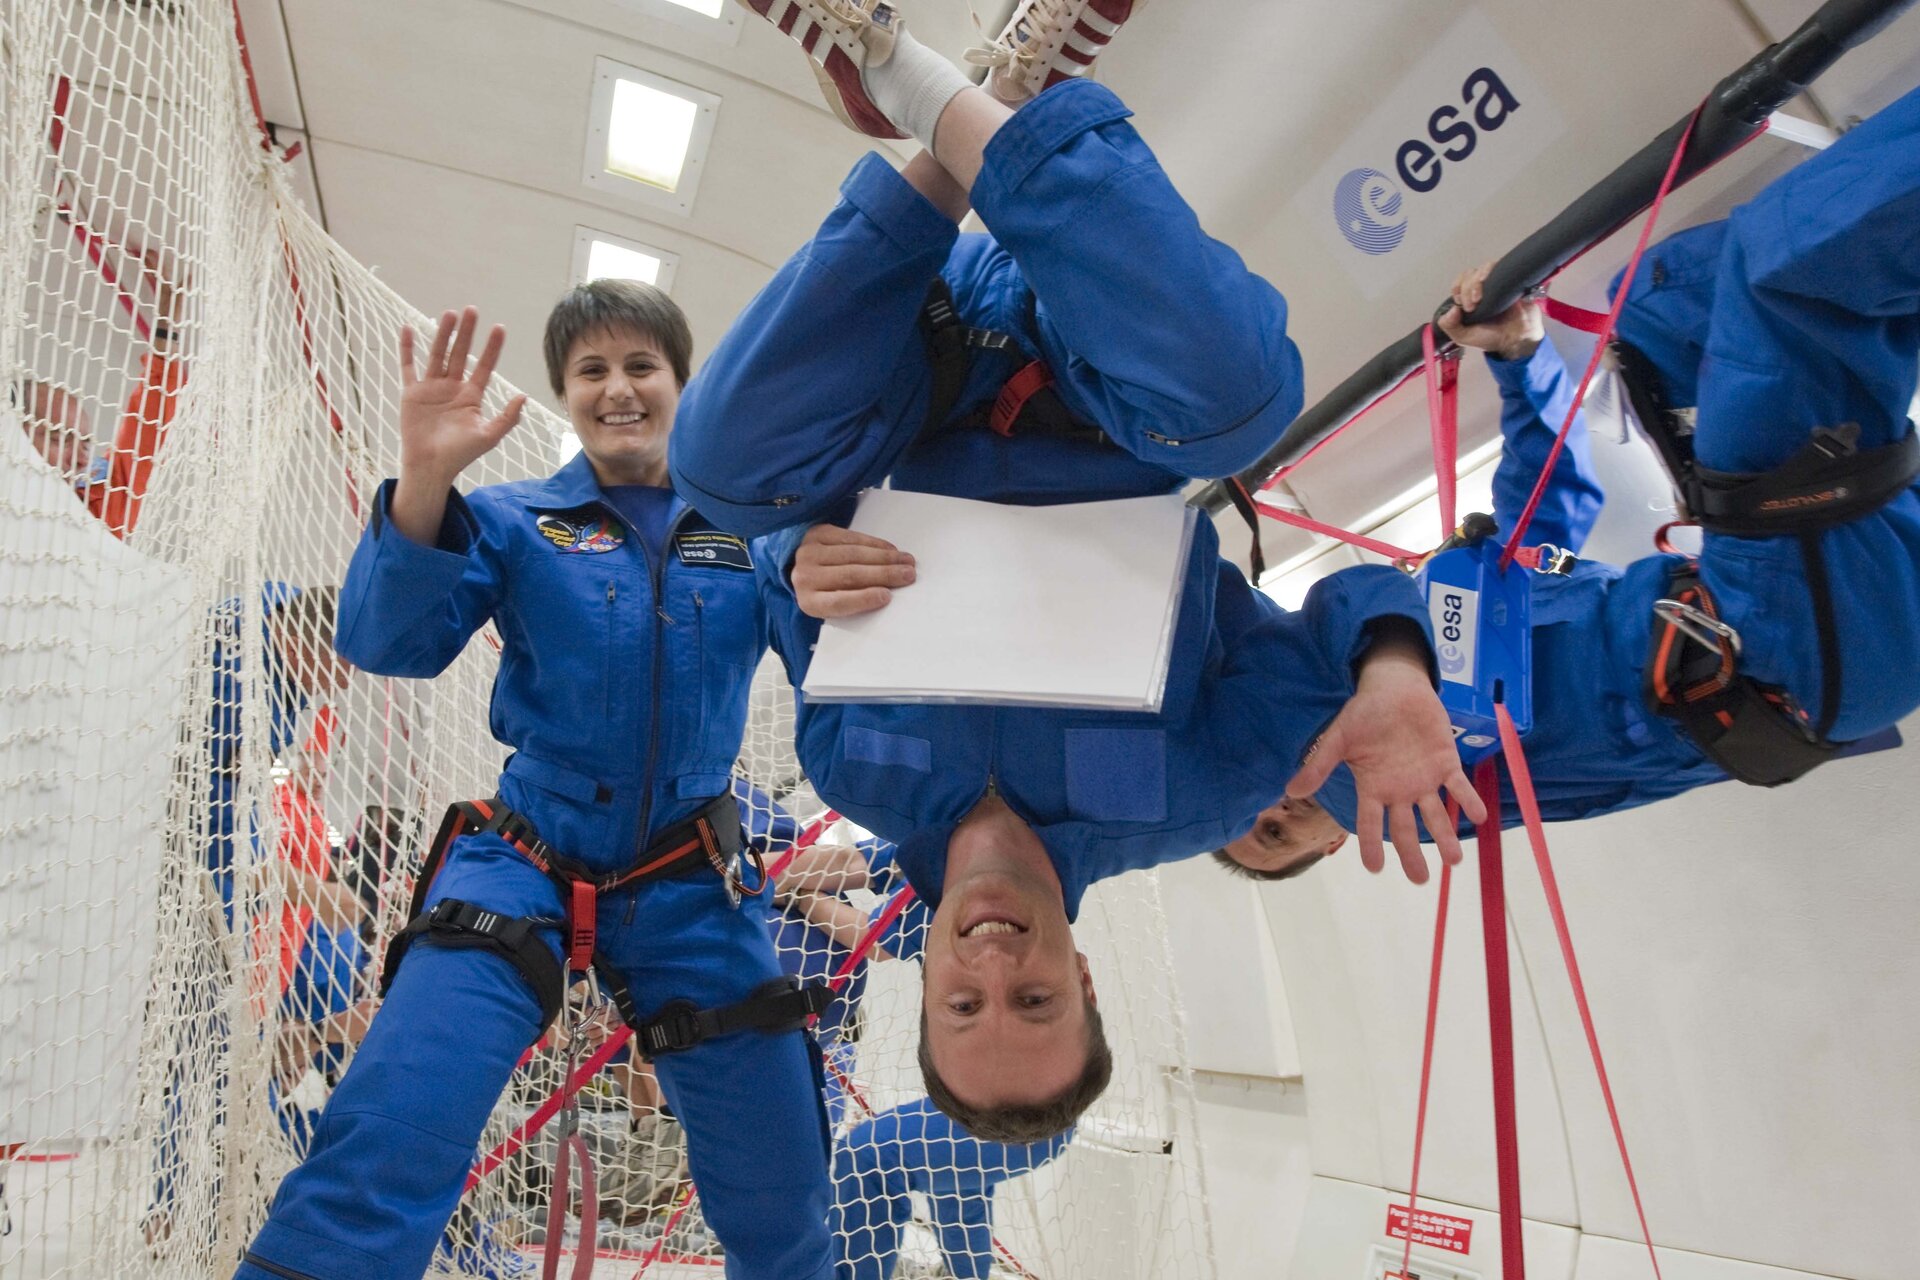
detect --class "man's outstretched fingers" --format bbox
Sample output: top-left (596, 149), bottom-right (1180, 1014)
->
top-left (1419, 792), bottom-right (1464, 866)
top-left (1388, 805), bottom-right (1428, 885)
top-left (1355, 796), bottom-right (1386, 874)
top-left (1448, 769), bottom-right (1488, 825)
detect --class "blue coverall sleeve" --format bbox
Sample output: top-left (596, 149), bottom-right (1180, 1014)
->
top-left (1485, 338), bottom-right (1606, 554)
top-left (671, 159), bottom-right (960, 538)
top-left (334, 480), bottom-right (505, 678)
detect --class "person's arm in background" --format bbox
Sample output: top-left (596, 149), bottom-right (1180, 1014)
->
top-left (89, 249), bottom-right (186, 538)
top-left (784, 891), bottom-right (897, 962)
top-left (1438, 261), bottom-right (1605, 555)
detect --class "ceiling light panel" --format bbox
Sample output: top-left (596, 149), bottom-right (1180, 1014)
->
top-left (607, 0), bottom-right (743, 41)
top-left (572, 226), bottom-right (678, 291)
top-left (583, 58), bottom-right (721, 216)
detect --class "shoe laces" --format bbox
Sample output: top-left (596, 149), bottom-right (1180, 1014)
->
top-left (819, 0), bottom-right (881, 31)
top-left (964, 0), bottom-right (1079, 72)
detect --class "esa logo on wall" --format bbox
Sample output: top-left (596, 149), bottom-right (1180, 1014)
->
top-left (1334, 68), bottom-right (1524, 256)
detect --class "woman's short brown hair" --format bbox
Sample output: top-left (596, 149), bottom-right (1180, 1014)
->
top-left (542, 279), bottom-right (693, 396)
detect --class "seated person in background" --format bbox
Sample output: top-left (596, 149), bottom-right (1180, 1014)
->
top-left (1231, 82), bottom-right (1920, 873)
top-left (13, 248), bottom-right (186, 537)
top-left (672, 0), bottom-right (1479, 1142)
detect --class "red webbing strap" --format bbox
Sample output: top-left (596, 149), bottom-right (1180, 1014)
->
top-left (1541, 297), bottom-right (1612, 335)
top-left (828, 886), bottom-right (917, 992)
top-left (1399, 850), bottom-right (1456, 1278)
top-left (1475, 757), bottom-right (1526, 1279)
top-left (1495, 704), bottom-right (1665, 1278)
top-left (567, 880), bottom-right (596, 973)
top-left (542, 1131), bottom-right (598, 1280)
top-left (1500, 105), bottom-right (1702, 571)
top-left (465, 1027), bottom-right (632, 1191)
top-left (991, 361), bottom-right (1056, 437)
top-left (1251, 498), bottom-right (1422, 563)
top-left (635, 1184), bottom-right (699, 1276)
top-left (1422, 323), bottom-right (1462, 539)
top-left (1260, 364), bottom-right (1427, 492)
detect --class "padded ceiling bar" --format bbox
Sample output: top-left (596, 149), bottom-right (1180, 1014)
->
top-left (1194, 0), bottom-right (1919, 516)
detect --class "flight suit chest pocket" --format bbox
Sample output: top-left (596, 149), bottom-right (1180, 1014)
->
top-left (684, 570), bottom-right (761, 770)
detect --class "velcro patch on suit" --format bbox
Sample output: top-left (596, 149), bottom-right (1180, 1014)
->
top-left (537, 513), bottom-right (625, 554)
top-left (843, 725), bottom-right (931, 773)
top-left (1064, 728), bottom-right (1167, 823)
top-left (673, 531), bottom-right (753, 570)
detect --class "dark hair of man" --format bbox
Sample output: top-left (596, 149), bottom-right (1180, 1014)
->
top-left (1210, 847), bottom-right (1328, 883)
top-left (542, 279), bottom-right (693, 396)
top-left (916, 997), bottom-right (1113, 1145)
top-left (275, 585), bottom-right (340, 651)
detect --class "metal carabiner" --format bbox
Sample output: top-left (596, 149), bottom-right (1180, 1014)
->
top-left (1654, 597), bottom-right (1743, 658)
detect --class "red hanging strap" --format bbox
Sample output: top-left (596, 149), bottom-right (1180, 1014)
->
top-left (1541, 297), bottom-right (1613, 335)
top-left (1500, 104), bottom-right (1703, 571)
top-left (1399, 824), bottom-right (1456, 1278)
top-left (1251, 498), bottom-right (1423, 563)
top-left (1474, 758), bottom-right (1527, 1280)
top-left (1495, 704), bottom-right (1664, 1279)
top-left (541, 1130), bottom-right (598, 1280)
top-left (1422, 323), bottom-right (1462, 540)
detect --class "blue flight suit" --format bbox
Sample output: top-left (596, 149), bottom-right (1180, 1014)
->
top-left (829, 900), bottom-right (1067, 1280)
top-left (671, 80), bottom-right (1305, 537)
top-left (669, 81), bottom-right (1430, 902)
top-left (1320, 81), bottom-right (1920, 832)
top-left (235, 456), bottom-right (833, 1280)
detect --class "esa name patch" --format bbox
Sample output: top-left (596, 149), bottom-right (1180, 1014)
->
top-left (673, 531), bottom-right (753, 571)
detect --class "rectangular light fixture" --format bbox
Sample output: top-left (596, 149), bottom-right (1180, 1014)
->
top-left (571, 226), bottom-right (679, 291)
top-left (606, 0), bottom-right (743, 39)
top-left (584, 58), bottom-right (721, 217)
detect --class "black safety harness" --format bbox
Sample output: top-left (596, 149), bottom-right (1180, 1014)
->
top-left (1614, 338), bottom-right (1920, 786)
top-left (381, 792), bottom-right (831, 1058)
top-left (916, 279), bottom-right (1270, 576)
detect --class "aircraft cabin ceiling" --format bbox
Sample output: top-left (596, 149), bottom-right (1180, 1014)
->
top-left (239, 0), bottom-right (1920, 566)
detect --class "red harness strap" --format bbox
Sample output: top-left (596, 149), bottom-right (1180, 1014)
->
top-left (1474, 759), bottom-right (1528, 1279)
top-left (1500, 104), bottom-right (1701, 571)
top-left (1496, 704), bottom-right (1665, 1278)
top-left (991, 361), bottom-right (1057, 437)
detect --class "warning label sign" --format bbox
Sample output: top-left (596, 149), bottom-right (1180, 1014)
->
top-left (1385, 1206), bottom-right (1475, 1254)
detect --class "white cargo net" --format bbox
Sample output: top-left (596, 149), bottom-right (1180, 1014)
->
top-left (0, 2), bottom-right (1217, 1277)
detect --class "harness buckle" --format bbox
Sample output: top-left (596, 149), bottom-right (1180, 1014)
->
top-left (1653, 596), bottom-right (1743, 658)
top-left (640, 1001), bottom-right (706, 1058)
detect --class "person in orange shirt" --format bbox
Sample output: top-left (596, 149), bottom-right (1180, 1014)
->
top-left (14, 249), bottom-right (185, 539)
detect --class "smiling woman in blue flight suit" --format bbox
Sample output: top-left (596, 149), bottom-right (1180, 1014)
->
top-left (234, 285), bottom-right (834, 1280)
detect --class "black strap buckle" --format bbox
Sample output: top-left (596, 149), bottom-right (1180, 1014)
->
top-left (633, 978), bottom-right (833, 1062)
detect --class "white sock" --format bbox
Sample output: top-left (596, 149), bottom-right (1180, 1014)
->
top-left (865, 27), bottom-right (971, 153)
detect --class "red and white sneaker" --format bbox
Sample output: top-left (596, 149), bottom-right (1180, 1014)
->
top-left (966, 0), bottom-right (1138, 103)
top-left (734, 0), bottom-right (908, 139)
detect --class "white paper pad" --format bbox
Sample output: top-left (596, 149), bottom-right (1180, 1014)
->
top-left (801, 488), bottom-right (1197, 711)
